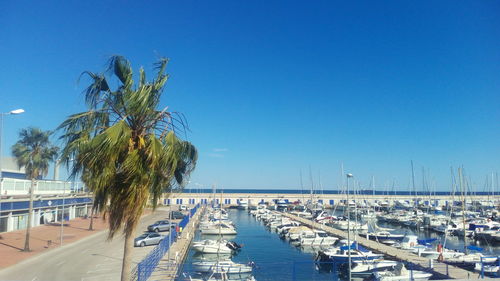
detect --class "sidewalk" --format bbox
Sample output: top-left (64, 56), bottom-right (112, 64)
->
top-left (0, 216), bottom-right (107, 269)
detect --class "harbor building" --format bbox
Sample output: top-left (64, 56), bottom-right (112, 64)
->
top-left (0, 158), bottom-right (92, 233)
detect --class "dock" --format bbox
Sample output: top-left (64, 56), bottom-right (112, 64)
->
top-left (148, 205), bottom-right (206, 281)
top-left (281, 212), bottom-right (490, 280)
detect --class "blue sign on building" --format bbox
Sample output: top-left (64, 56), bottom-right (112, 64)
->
top-left (0, 197), bottom-right (92, 212)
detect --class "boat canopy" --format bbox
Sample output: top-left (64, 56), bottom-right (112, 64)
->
top-left (417, 238), bottom-right (437, 245)
top-left (340, 242), bottom-right (369, 252)
top-left (467, 245), bottom-right (483, 252)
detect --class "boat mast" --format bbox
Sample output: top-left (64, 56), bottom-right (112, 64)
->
top-left (372, 175), bottom-right (375, 196)
top-left (346, 173), bottom-right (353, 281)
top-left (300, 169), bottom-right (305, 204)
top-left (411, 160), bottom-right (416, 208)
top-left (459, 167), bottom-right (467, 254)
top-left (309, 166), bottom-right (314, 207)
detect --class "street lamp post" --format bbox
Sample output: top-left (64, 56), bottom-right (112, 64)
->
top-left (60, 181), bottom-right (66, 246)
top-left (0, 108), bottom-right (25, 231)
top-left (346, 173), bottom-right (353, 281)
top-left (60, 158), bottom-right (75, 246)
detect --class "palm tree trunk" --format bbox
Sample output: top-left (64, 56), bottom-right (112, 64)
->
top-left (88, 205), bottom-right (94, 231)
top-left (120, 228), bottom-right (135, 281)
top-left (23, 179), bottom-right (35, 252)
top-left (88, 210), bottom-right (94, 231)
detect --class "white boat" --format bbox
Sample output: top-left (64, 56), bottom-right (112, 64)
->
top-left (474, 263), bottom-right (499, 275)
top-left (365, 231), bottom-right (405, 242)
top-left (237, 199), bottom-right (249, 210)
top-left (276, 199), bottom-right (288, 210)
top-left (192, 260), bottom-right (253, 274)
top-left (351, 260), bottom-right (399, 278)
top-left (286, 226), bottom-right (314, 241)
top-left (192, 240), bottom-right (233, 254)
top-left (446, 253), bottom-right (498, 264)
top-left (329, 220), bottom-right (368, 231)
top-left (299, 230), bottom-right (338, 246)
top-left (186, 269), bottom-right (256, 281)
top-left (373, 263), bottom-right (432, 281)
top-left (199, 219), bottom-right (234, 229)
top-left (318, 243), bottom-right (384, 262)
top-left (200, 222), bottom-right (237, 235)
top-left (289, 210), bottom-right (314, 219)
top-left (192, 253), bottom-right (232, 262)
top-left (276, 221), bottom-right (301, 234)
top-left (412, 247), bottom-right (464, 260)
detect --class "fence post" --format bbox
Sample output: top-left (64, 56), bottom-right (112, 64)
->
top-left (137, 263), bottom-right (142, 281)
top-left (480, 257), bottom-right (484, 279)
top-left (410, 262), bottom-right (414, 281)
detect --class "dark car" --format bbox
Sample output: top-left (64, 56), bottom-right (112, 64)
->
top-left (168, 211), bottom-right (185, 220)
top-left (147, 220), bottom-right (177, 232)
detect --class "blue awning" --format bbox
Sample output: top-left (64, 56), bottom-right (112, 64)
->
top-left (467, 245), bottom-right (483, 252)
top-left (417, 238), bottom-right (437, 245)
top-left (340, 242), bottom-right (369, 252)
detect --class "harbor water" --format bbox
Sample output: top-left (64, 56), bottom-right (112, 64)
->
top-left (181, 209), bottom-right (338, 280)
top-left (179, 209), bottom-right (500, 280)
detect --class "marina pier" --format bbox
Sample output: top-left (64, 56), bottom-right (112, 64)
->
top-left (280, 212), bottom-right (490, 280)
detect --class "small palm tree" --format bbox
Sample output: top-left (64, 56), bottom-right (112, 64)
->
top-left (11, 127), bottom-right (58, 252)
top-left (58, 56), bottom-right (197, 281)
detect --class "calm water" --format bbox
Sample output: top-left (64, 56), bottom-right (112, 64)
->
top-left (179, 209), bottom-right (500, 281)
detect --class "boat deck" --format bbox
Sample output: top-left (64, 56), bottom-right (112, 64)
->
top-left (281, 212), bottom-right (492, 280)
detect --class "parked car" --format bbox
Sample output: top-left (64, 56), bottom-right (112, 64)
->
top-left (169, 211), bottom-right (185, 219)
top-left (134, 232), bottom-right (164, 247)
top-left (147, 220), bottom-right (177, 232)
top-left (179, 205), bottom-right (188, 211)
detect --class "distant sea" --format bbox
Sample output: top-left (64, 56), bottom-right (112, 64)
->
top-left (182, 188), bottom-right (499, 196)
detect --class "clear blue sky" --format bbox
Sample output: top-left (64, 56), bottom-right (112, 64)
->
top-left (1, 1), bottom-right (499, 191)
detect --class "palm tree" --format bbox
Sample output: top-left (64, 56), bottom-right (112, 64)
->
top-left (11, 127), bottom-right (58, 252)
top-left (58, 56), bottom-right (197, 281)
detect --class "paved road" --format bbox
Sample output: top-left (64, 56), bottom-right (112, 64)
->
top-left (0, 208), bottom-right (175, 281)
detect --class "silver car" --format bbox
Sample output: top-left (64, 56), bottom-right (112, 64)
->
top-left (147, 220), bottom-right (176, 232)
top-left (134, 232), bottom-right (165, 247)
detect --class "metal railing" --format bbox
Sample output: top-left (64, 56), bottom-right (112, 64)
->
top-left (479, 256), bottom-right (500, 279)
top-left (0, 178), bottom-right (86, 195)
top-left (133, 204), bottom-right (200, 281)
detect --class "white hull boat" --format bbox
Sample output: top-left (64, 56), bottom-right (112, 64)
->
top-left (192, 240), bottom-right (233, 254)
top-left (200, 222), bottom-right (237, 235)
top-left (373, 264), bottom-right (432, 281)
top-left (192, 260), bottom-right (253, 274)
top-left (351, 260), bottom-right (399, 277)
top-left (299, 230), bottom-right (338, 246)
